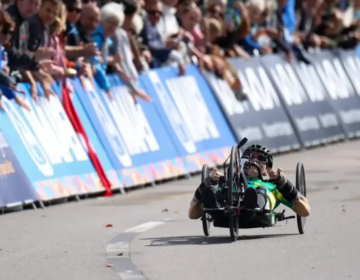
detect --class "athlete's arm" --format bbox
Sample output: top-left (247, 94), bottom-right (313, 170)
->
top-left (293, 196), bottom-right (310, 217)
top-left (268, 168), bottom-right (311, 217)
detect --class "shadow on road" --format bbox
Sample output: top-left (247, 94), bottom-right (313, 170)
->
top-left (142, 233), bottom-right (297, 247)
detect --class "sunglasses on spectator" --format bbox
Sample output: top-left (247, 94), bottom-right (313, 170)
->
top-left (148, 10), bottom-right (163, 16)
top-left (67, 6), bottom-right (82, 13)
top-left (209, 8), bottom-right (223, 18)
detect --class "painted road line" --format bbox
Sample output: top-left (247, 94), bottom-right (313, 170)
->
top-left (124, 221), bottom-right (165, 233)
top-left (106, 219), bottom-right (170, 280)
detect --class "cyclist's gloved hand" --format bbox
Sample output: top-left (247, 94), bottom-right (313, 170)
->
top-left (267, 168), bottom-right (286, 187)
top-left (209, 168), bottom-right (223, 184)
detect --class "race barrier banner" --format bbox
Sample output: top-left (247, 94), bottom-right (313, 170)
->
top-left (74, 76), bottom-right (187, 187)
top-left (207, 56), bottom-right (300, 153)
top-left (0, 128), bottom-right (39, 208)
top-left (309, 50), bottom-right (360, 138)
top-left (337, 49), bottom-right (360, 106)
top-left (1, 49), bottom-right (360, 206)
top-left (0, 84), bottom-right (103, 201)
top-left (261, 54), bottom-right (345, 147)
top-left (141, 65), bottom-right (235, 169)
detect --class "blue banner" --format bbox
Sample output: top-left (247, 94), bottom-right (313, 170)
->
top-left (0, 128), bottom-right (38, 208)
top-left (140, 65), bottom-right (236, 170)
top-left (0, 84), bottom-right (101, 201)
top-left (213, 56), bottom-right (300, 153)
top-left (310, 51), bottom-right (360, 138)
top-left (73, 77), bottom-right (183, 186)
top-left (261, 54), bottom-right (345, 147)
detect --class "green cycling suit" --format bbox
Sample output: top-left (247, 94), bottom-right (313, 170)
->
top-left (246, 178), bottom-right (294, 211)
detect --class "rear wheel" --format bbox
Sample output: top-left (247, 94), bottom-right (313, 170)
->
top-left (296, 162), bottom-right (307, 234)
top-left (228, 145), bottom-right (240, 241)
top-left (201, 165), bottom-right (211, 236)
top-left (201, 164), bottom-right (209, 183)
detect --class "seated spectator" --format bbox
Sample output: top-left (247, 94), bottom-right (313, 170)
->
top-left (107, 0), bottom-right (151, 103)
top-left (140, 0), bottom-right (186, 74)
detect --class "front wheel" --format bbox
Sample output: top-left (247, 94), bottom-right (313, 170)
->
top-left (228, 145), bottom-right (240, 242)
top-left (296, 162), bottom-right (307, 234)
top-left (229, 215), bottom-right (239, 241)
top-left (202, 213), bottom-right (211, 237)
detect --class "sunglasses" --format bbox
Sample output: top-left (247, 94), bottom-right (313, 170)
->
top-left (249, 153), bottom-right (267, 163)
top-left (67, 6), bottom-right (82, 13)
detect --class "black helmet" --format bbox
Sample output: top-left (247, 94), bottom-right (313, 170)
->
top-left (242, 144), bottom-right (273, 168)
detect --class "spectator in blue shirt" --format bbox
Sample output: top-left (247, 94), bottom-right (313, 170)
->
top-left (91, 2), bottom-right (125, 98)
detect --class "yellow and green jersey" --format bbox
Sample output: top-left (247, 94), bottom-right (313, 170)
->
top-left (246, 178), bottom-right (294, 211)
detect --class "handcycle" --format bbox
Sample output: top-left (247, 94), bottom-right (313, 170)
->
top-left (200, 137), bottom-right (307, 242)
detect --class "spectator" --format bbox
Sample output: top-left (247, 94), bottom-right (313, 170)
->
top-left (48, 1), bottom-right (78, 83)
top-left (295, 0), bottom-right (323, 49)
top-left (90, 2), bottom-right (124, 97)
top-left (64, 0), bottom-right (99, 61)
top-left (140, 0), bottom-right (186, 74)
top-left (312, 0), bottom-right (360, 50)
top-left (6, 0), bottom-right (55, 72)
top-left (26, 0), bottom-right (63, 99)
top-left (108, 0), bottom-right (152, 103)
top-left (0, 10), bottom-right (30, 111)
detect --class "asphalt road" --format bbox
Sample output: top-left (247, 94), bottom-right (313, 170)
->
top-left (1, 140), bottom-right (360, 280)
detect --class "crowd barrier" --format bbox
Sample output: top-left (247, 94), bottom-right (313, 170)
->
top-left (0, 49), bottom-right (360, 211)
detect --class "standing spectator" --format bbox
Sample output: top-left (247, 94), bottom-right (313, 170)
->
top-left (26, 0), bottom-right (63, 99)
top-left (0, 10), bottom-right (30, 111)
top-left (6, 0), bottom-right (55, 71)
top-left (48, 1), bottom-right (78, 82)
top-left (90, 2), bottom-right (124, 97)
top-left (140, 0), bottom-right (186, 74)
top-left (108, 0), bottom-right (151, 103)
top-left (64, 0), bottom-right (99, 60)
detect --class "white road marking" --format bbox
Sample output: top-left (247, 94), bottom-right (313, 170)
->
top-left (106, 242), bottom-right (130, 257)
top-left (119, 270), bottom-right (147, 280)
top-left (124, 221), bottom-right (165, 233)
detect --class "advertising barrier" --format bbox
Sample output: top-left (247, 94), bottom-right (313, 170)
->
top-left (0, 129), bottom-right (39, 209)
top-left (0, 84), bottom-right (103, 201)
top-left (1, 49), bottom-right (360, 210)
top-left (208, 56), bottom-right (300, 153)
top-left (141, 65), bottom-right (235, 171)
top-left (261, 54), bottom-right (345, 147)
top-left (74, 76), bottom-right (187, 187)
top-left (310, 50), bottom-right (360, 138)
